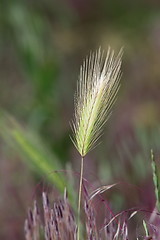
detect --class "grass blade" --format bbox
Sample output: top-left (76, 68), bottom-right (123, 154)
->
top-left (0, 111), bottom-right (75, 207)
top-left (151, 149), bottom-right (160, 211)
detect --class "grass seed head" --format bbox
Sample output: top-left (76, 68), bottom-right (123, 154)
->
top-left (71, 47), bottom-right (123, 156)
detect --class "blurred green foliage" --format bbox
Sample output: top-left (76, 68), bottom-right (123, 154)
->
top-left (0, 0), bottom-right (73, 165)
top-left (0, 112), bottom-right (76, 207)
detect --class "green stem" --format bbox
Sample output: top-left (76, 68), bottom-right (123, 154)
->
top-left (77, 156), bottom-right (84, 240)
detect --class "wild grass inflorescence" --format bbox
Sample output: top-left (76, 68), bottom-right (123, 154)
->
top-left (25, 185), bottom-right (134, 240)
top-left (71, 47), bottom-right (122, 157)
top-left (24, 187), bottom-right (160, 240)
top-left (71, 47), bottom-right (123, 240)
top-left (24, 48), bottom-right (160, 240)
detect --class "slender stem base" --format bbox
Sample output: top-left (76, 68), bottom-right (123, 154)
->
top-left (77, 156), bottom-right (84, 240)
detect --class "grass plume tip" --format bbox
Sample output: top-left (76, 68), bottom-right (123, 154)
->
top-left (71, 47), bottom-right (123, 157)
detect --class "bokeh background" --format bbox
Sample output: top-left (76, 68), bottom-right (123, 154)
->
top-left (1, 0), bottom-right (160, 239)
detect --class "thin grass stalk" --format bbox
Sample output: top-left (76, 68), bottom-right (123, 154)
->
top-left (77, 156), bottom-right (84, 240)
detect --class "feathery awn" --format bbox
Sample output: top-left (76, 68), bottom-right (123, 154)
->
top-left (71, 47), bottom-right (122, 157)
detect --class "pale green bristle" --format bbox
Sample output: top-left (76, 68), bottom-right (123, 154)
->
top-left (71, 47), bottom-right (123, 156)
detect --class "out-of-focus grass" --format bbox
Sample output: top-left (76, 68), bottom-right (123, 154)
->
top-left (1, 1), bottom-right (66, 158)
top-left (98, 126), bottom-right (160, 212)
top-left (0, 111), bottom-right (76, 208)
top-left (110, 127), bottom-right (160, 181)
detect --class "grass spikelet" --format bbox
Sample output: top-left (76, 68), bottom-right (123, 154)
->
top-left (71, 47), bottom-right (123, 157)
top-left (151, 149), bottom-right (160, 211)
top-left (89, 183), bottom-right (118, 201)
